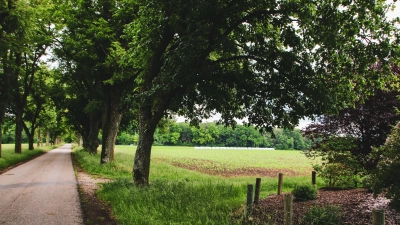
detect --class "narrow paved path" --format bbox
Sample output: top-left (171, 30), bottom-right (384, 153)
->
top-left (0, 144), bottom-right (83, 225)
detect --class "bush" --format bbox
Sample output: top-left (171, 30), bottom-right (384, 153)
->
top-left (370, 122), bottom-right (400, 211)
top-left (313, 163), bottom-right (360, 189)
top-left (292, 184), bottom-right (318, 201)
top-left (303, 204), bottom-right (341, 225)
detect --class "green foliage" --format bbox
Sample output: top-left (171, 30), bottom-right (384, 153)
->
top-left (1, 118), bottom-right (29, 144)
top-left (370, 122), bottom-right (400, 210)
top-left (116, 132), bottom-right (134, 145)
top-left (292, 184), bottom-right (318, 201)
top-left (154, 120), bottom-right (183, 145)
top-left (303, 204), bottom-right (341, 225)
top-left (313, 163), bottom-right (360, 189)
top-left (305, 136), bottom-right (363, 189)
top-left (150, 121), bottom-right (312, 149)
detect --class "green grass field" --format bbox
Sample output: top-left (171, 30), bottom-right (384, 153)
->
top-left (0, 144), bottom-right (57, 171)
top-left (75, 145), bottom-right (323, 225)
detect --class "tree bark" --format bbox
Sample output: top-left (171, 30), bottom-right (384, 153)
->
top-left (22, 121), bottom-right (35, 150)
top-left (28, 134), bottom-right (34, 150)
top-left (100, 85), bottom-right (124, 164)
top-left (88, 111), bottom-right (100, 154)
top-left (14, 111), bottom-right (23, 153)
top-left (37, 126), bottom-right (41, 147)
top-left (46, 129), bottom-right (49, 146)
top-left (0, 92), bottom-right (7, 157)
top-left (133, 106), bottom-right (158, 186)
top-left (82, 134), bottom-right (90, 149)
top-left (0, 123), bottom-right (2, 158)
top-left (0, 53), bottom-right (12, 157)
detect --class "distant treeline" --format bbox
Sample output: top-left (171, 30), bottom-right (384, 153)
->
top-left (116, 122), bottom-right (312, 150)
top-left (3, 119), bottom-right (312, 150)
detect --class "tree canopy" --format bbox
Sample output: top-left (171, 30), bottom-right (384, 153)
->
top-left (124, 0), bottom-right (399, 185)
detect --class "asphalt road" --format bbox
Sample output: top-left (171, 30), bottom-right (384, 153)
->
top-left (0, 144), bottom-right (83, 225)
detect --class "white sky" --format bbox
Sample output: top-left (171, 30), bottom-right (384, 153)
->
top-left (177, 1), bottom-right (400, 128)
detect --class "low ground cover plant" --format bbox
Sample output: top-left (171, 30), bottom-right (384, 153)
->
top-left (302, 204), bottom-right (341, 225)
top-left (292, 184), bottom-right (318, 201)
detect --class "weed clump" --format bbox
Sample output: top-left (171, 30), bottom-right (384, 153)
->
top-left (303, 204), bottom-right (341, 225)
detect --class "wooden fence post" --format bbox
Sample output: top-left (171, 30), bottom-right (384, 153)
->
top-left (372, 210), bottom-right (385, 225)
top-left (278, 173), bottom-right (283, 195)
top-left (254, 178), bottom-right (261, 204)
top-left (312, 171), bottom-right (316, 185)
top-left (284, 194), bottom-right (293, 225)
top-left (246, 184), bottom-right (253, 217)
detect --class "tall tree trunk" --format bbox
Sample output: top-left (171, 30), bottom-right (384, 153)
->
top-left (37, 126), bottom-right (41, 147)
top-left (22, 122), bottom-right (35, 150)
top-left (88, 111), bottom-right (100, 154)
top-left (0, 99), bottom-right (6, 158)
top-left (0, 54), bottom-right (11, 157)
top-left (46, 129), bottom-right (49, 146)
top-left (0, 123), bottom-right (2, 158)
top-left (133, 107), bottom-right (158, 186)
top-left (100, 85), bottom-right (124, 164)
top-left (82, 134), bottom-right (90, 149)
top-left (22, 121), bottom-right (35, 150)
top-left (28, 134), bottom-right (34, 150)
top-left (14, 111), bottom-right (23, 153)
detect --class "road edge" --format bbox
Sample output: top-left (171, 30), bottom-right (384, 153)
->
top-left (71, 152), bottom-right (118, 225)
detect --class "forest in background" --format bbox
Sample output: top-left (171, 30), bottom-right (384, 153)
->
top-left (1, 119), bottom-right (312, 150)
top-left (116, 122), bottom-right (312, 150)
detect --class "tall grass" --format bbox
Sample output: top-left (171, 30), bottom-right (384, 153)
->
top-left (99, 179), bottom-right (243, 225)
top-left (0, 144), bottom-right (57, 170)
top-left (75, 146), bottom-right (324, 224)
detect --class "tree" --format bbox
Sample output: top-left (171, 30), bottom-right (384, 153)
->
top-left (6, 0), bottom-right (55, 153)
top-left (123, 0), bottom-right (398, 185)
top-left (0, 0), bottom-right (31, 155)
top-left (303, 87), bottom-right (400, 172)
top-left (21, 67), bottom-right (52, 150)
top-left (54, 0), bottom-right (139, 159)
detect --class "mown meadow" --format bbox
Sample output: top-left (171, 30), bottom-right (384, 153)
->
top-left (0, 144), bottom-right (56, 171)
top-left (74, 145), bottom-right (323, 225)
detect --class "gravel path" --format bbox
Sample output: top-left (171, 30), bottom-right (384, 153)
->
top-left (0, 144), bottom-right (83, 225)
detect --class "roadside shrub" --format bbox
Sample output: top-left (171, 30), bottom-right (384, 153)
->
top-left (313, 163), bottom-right (360, 189)
top-left (303, 204), bottom-right (341, 225)
top-left (292, 184), bottom-right (318, 201)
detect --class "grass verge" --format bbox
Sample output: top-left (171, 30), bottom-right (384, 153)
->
top-left (0, 144), bottom-right (58, 172)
